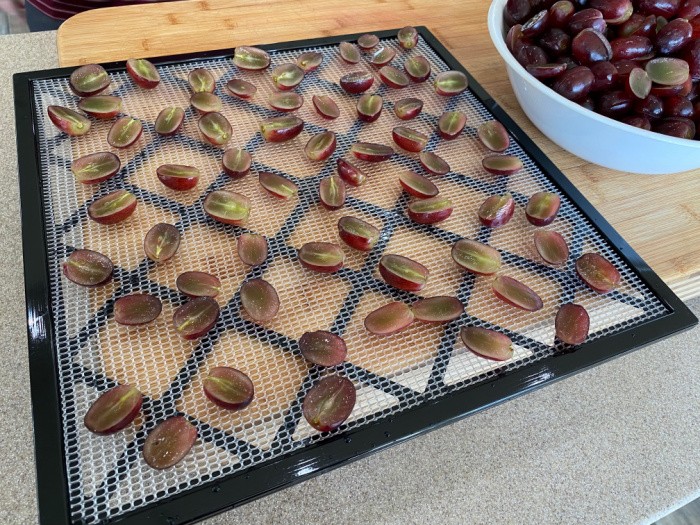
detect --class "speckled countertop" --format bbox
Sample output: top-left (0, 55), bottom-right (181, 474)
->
top-left (2, 30), bottom-right (699, 525)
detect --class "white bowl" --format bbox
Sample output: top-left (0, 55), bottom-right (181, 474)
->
top-left (487, 0), bottom-right (700, 175)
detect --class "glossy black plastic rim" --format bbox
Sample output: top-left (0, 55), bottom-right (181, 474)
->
top-left (13, 27), bottom-right (697, 525)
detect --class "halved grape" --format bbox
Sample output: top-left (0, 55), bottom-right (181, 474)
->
top-left (575, 253), bottom-right (620, 293)
top-left (434, 70), bottom-right (469, 96)
top-left (526, 192), bottom-right (561, 226)
top-left (87, 190), bottom-right (137, 224)
top-left (237, 233), bottom-right (268, 266)
top-left (143, 417), bottom-right (197, 470)
top-left (534, 230), bottom-right (569, 265)
top-left (378, 65), bottom-right (410, 88)
top-left (298, 331), bottom-right (347, 366)
top-left (394, 97), bottom-right (423, 120)
top-left (107, 116), bottom-right (143, 148)
top-left (478, 194), bottom-right (515, 228)
top-left (259, 171), bottom-right (298, 199)
top-left (404, 56), bottom-right (431, 82)
top-left (271, 63), bottom-right (304, 91)
top-left (114, 294), bottom-right (162, 325)
top-left (364, 301), bottom-right (415, 335)
top-left (302, 375), bottom-right (356, 432)
top-left (399, 171), bottom-right (439, 198)
top-left (369, 47), bottom-right (396, 67)
top-left (69, 64), bottom-right (110, 97)
top-left (259, 115), bottom-right (304, 142)
top-left (188, 68), bottom-right (215, 93)
top-left (337, 216), bottom-right (380, 251)
top-left (411, 296), bottom-right (464, 323)
top-left (419, 151), bottom-right (450, 175)
top-left (222, 148), bottom-right (252, 179)
top-left (305, 131), bottom-right (337, 161)
top-left (351, 142), bottom-right (394, 162)
top-left (71, 152), bottom-right (120, 184)
top-left (397, 26), bottom-right (419, 49)
top-left (482, 155), bottom-right (523, 175)
top-left (460, 326), bottom-right (513, 361)
top-left (337, 158), bottom-right (366, 186)
top-left (84, 385), bottom-right (142, 435)
top-left (628, 67), bottom-right (651, 99)
top-left (407, 196), bottom-right (453, 224)
top-left (379, 254), bottom-right (429, 291)
top-left (319, 175), bottom-right (346, 210)
top-left (357, 94), bottom-right (383, 122)
top-left (555, 303), bottom-right (590, 345)
top-left (77, 96), bottom-right (122, 119)
top-left (477, 121), bottom-right (510, 152)
top-left (492, 275), bottom-right (543, 311)
top-left (339, 41), bottom-right (361, 64)
top-left (203, 367), bottom-right (254, 410)
top-left (296, 51), bottom-right (323, 72)
top-left (312, 95), bottom-right (340, 119)
top-left (298, 242), bottom-right (345, 273)
top-left (157, 164), bottom-right (200, 191)
top-left (47, 106), bottom-right (91, 136)
top-left (451, 239), bottom-right (501, 275)
top-left (126, 58), bottom-right (160, 89)
top-left (176, 271), bottom-right (221, 298)
top-left (357, 33), bottom-right (380, 50)
top-left (268, 92), bottom-right (304, 112)
top-left (203, 190), bottom-right (251, 225)
top-left (190, 92), bottom-right (222, 114)
top-left (198, 112), bottom-right (232, 146)
top-left (233, 46), bottom-right (271, 70)
top-left (225, 78), bottom-right (257, 100)
top-left (155, 107), bottom-right (185, 136)
top-left (63, 249), bottom-right (113, 286)
top-left (144, 223), bottom-right (180, 263)
top-left (339, 71), bottom-right (374, 94)
top-left (438, 111), bottom-right (467, 140)
top-left (645, 57), bottom-right (690, 86)
top-left (173, 297), bottom-right (220, 339)
top-left (240, 278), bottom-right (280, 322)
top-left (392, 126), bottom-right (428, 152)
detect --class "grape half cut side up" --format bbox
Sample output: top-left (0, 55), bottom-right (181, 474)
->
top-left (203, 190), bottom-right (251, 225)
top-left (411, 296), bottom-right (464, 323)
top-left (298, 242), bottom-right (345, 273)
top-left (63, 249), bottom-right (113, 287)
top-left (144, 223), bottom-right (180, 263)
top-left (173, 297), bottom-right (220, 339)
top-left (143, 416), bottom-right (197, 470)
top-left (71, 152), bottom-right (120, 184)
top-left (83, 385), bottom-right (143, 435)
top-left (302, 375), bottom-right (356, 432)
top-left (364, 301), bottom-right (415, 335)
top-left (240, 278), bottom-right (280, 322)
top-left (87, 190), bottom-right (137, 225)
top-left (126, 58), bottom-right (160, 89)
top-left (460, 326), bottom-right (513, 361)
top-left (378, 254), bottom-right (429, 291)
top-left (203, 367), bottom-right (255, 410)
top-left (47, 106), bottom-right (91, 137)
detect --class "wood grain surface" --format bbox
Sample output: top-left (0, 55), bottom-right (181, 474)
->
top-left (56, 0), bottom-right (700, 299)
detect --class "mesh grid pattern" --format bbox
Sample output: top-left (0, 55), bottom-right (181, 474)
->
top-left (30, 36), bottom-right (668, 524)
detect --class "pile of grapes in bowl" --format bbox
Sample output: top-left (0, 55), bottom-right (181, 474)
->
top-left (487, 0), bottom-right (700, 174)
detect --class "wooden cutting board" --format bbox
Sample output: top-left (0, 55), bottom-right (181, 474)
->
top-left (55, 0), bottom-right (700, 300)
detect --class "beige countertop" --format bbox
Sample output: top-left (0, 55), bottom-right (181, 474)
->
top-left (2, 30), bottom-right (700, 525)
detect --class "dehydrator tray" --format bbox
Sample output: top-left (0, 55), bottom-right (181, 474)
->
top-left (13, 27), bottom-right (697, 525)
